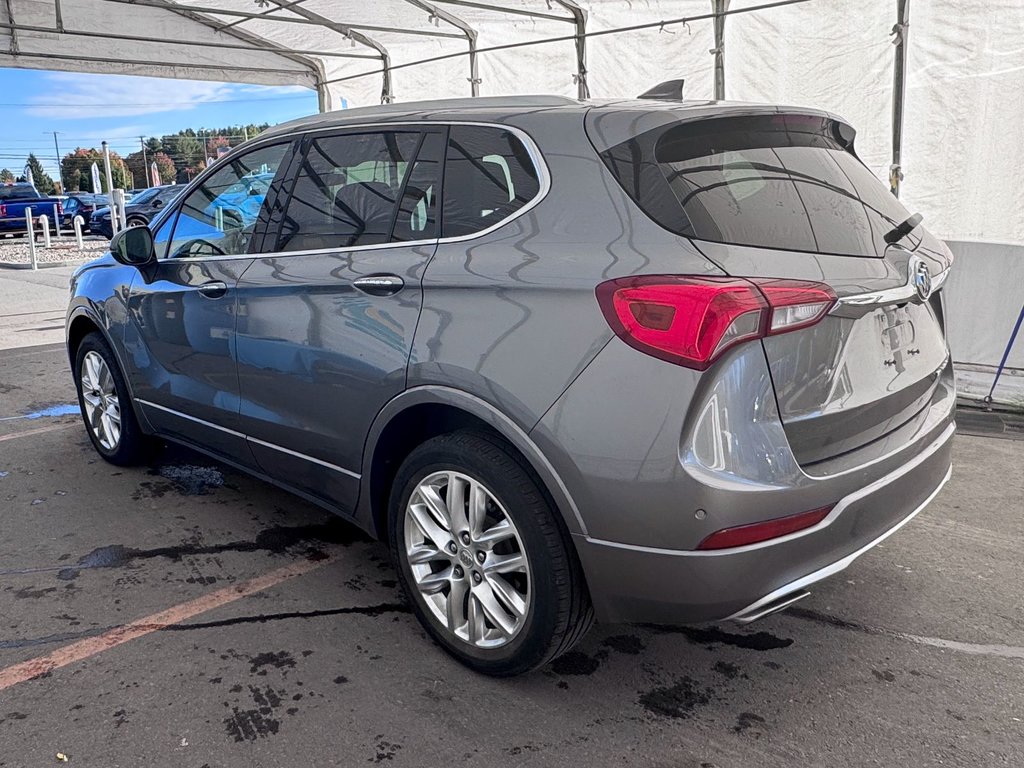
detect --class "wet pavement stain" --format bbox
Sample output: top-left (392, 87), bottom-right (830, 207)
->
top-left (713, 660), bottom-right (748, 680)
top-left (56, 568), bottom-right (79, 581)
top-left (76, 521), bottom-right (368, 570)
top-left (149, 464), bottom-right (226, 496)
top-left (551, 651), bottom-right (601, 676)
top-left (638, 677), bottom-right (715, 719)
top-left (249, 651), bottom-right (296, 676)
top-left (372, 736), bottom-right (402, 763)
top-left (643, 624), bottom-right (793, 651)
top-left (602, 634), bottom-right (645, 655)
top-left (872, 669), bottom-right (897, 683)
top-left (13, 586), bottom-right (57, 599)
top-left (223, 685), bottom-right (285, 743)
top-left (733, 712), bottom-right (766, 734)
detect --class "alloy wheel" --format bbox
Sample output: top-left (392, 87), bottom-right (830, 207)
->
top-left (403, 471), bottom-right (530, 648)
top-left (79, 350), bottom-right (122, 451)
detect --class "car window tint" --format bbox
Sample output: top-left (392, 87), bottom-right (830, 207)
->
top-left (600, 114), bottom-right (915, 258)
top-left (167, 143), bottom-right (288, 259)
top-left (441, 126), bottom-right (540, 238)
top-left (276, 131), bottom-right (420, 252)
top-left (392, 132), bottom-right (445, 242)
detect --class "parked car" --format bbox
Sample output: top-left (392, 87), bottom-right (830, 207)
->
top-left (66, 95), bottom-right (955, 676)
top-left (0, 182), bottom-right (64, 235)
top-left (90, 184), bottom-right (182, 238)
top-left (61, 193), bottom-right (109, 231)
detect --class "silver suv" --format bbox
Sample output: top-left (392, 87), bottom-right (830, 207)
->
top-left (66, 96), bottom-right (955, 676)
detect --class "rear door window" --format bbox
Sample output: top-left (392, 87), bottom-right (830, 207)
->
top-left (274, 131), bottom-right (421, 252)
top-left (441, 126), bottom-right (540, 238)
top-left (601, 114), bottom-right (915, 258)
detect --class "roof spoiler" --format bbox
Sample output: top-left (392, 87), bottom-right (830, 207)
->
top-left (637, 79), bottom-right (685, 101)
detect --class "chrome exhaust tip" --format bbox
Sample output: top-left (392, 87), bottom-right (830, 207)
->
top-left (731, 589), bottom-right (810, 624)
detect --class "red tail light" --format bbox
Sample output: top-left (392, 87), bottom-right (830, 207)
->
top-left (696, 505), bottom-right (833, 550)
top-left (596, 275), bottom-right (836, 370)
top-left (0, 203), bottom-right (6, 217)
top-left (57, 200), bottom-right (64, 216)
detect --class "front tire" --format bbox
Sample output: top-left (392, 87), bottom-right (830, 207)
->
top-left (74, 332), bottom-right (154, 465)
top-left (389, 430), bottom-right (593, 676)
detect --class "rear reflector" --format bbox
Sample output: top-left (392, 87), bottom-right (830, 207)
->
top-left (696, 506), bottom-right (833, 550)
top-left (596, 275), bottom-right (836, 370)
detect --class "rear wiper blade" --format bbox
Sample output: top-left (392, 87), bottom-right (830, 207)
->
top-left (883, 212), bottom-right (923, 245)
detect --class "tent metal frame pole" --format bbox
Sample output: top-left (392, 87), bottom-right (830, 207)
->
top-left (3, 0), bottom-right (18, 54)
top-left (258, 0), bottom-right (394, 104)
top-left (429, 0), bottom-right (568, 23)
top-left (403, 0), bottom-right (480, 96)
top-left (712, 0), bottom-right (729, 99)
top-left (0, 21), bottom-right (379, 59)
top-left (890, 0), bottom-right (910, 197)
top-left (217, 0), bottom-right (310, 32)
top-left (53, 0), bottom-right (64, 33)
top-left (553, 0), bottom-right (588, 99)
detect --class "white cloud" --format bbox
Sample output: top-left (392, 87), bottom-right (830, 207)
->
top-left (26, 74), bottom-right (308, 119)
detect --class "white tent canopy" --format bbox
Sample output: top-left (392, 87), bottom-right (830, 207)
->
top-left (2, 0), bottom-right (1023, 396)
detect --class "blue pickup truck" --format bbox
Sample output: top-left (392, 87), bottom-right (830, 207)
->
top-left (0, 183), bottom-right (64, 234)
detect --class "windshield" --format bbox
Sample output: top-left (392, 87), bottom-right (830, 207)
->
top-left (128, 187), bottom-right (161, 205)
top-left (601, 114), bottom-right (916, 258)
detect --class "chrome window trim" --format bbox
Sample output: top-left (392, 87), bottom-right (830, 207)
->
top-left (832, 264), bottom-right (950, 312)
top-left (136, 399), bottom-right (361, 480)
top-left (162, 121), bottom-right (550, 264)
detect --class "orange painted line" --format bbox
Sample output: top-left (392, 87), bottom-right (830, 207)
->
top-left (0, 422), bottom-right (77, 442)
top-left (0, 556), bottom-right (335, 692)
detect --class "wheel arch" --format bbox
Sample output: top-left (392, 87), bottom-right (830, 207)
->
top-left (356, 387), bottom-right (588, 543)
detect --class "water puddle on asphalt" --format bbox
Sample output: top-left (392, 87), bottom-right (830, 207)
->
top-left (0, 403), bottom-right (79, 421)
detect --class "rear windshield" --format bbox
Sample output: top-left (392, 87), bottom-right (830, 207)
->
top-left (600, 114), bottom-right (914, 257)
top-left (0, 184), bottom-right (39, 201)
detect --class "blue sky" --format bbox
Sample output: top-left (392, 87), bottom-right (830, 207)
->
top-left (0, 68), bottom-right (323, 179)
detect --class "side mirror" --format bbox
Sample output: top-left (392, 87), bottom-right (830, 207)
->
top-left (111, 225), bottom-right (155, 267)
top-left (152, 198), bottom-right (164, 209)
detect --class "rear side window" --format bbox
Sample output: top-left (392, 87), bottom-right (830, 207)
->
top-left (601, 114), bottom-right (915, 258)
top-left (276, 131), bottom-right (420, 252)
top-left (0, 183), bottom-right (38, 200)
top-left (442, 126), bottom-right (540, 238)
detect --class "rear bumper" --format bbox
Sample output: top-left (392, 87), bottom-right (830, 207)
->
top-left (572, 421), bottom-right (954, 625)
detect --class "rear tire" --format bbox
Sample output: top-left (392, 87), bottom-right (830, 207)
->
top-left (73, 332), bottom-right (155, 466)
top-left (388, 430), bottom-right (593, 676)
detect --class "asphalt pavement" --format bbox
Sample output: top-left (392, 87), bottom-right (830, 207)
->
top-left (0, 343), bottom-right (1022, 767)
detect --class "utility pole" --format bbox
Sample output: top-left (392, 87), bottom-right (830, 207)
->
top-left (50, 131), bottom-right (63, 192)
top-left (140, 136), bottom-right (149, 187)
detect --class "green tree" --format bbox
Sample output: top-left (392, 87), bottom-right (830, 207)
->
top-left (125, 150), bottom-right (175, 186)
top-left (0, 168), bottom-right (13, 183)
top-left (60, 148), bottom-right (128, 192)
top-left (24, 154), bottom-right (56, 194)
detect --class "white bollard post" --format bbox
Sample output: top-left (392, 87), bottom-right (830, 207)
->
top-left (112, 189), bottom-right (128, 232)
top-left (39, 215), bottom-right (51, 249)
top-left (73, 216), bottom-right (84, 249)
top-left (25, 208), bottom-right (37, 270)
top-left (52, 203), bottom-right (62, 241)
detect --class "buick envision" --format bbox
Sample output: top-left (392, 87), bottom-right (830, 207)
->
top-left (66, 96), bottom-right (954, 675)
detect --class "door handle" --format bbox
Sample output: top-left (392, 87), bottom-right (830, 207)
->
top-left (196, 281), bottom-right (228, 299)
top-left (353, 274), bottom-right (404, 296)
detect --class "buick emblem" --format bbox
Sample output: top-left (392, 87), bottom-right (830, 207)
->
top-left (910, 256), bottom-right (932, 301)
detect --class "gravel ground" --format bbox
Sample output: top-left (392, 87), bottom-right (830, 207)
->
top-left (0, 235), bottom-right (108, 265)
